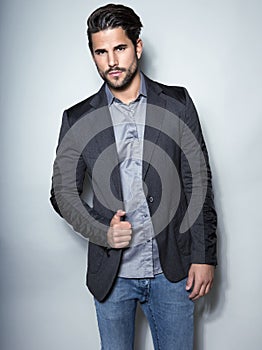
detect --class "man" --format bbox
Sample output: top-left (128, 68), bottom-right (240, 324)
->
top-left (50, 4), bottom-right (217, 349)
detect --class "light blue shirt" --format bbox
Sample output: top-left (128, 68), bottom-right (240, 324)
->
top-left (105, 74), bottom-right (162, 278)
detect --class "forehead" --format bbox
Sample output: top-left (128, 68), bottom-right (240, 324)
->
top-left (91, 27), bottom-right (132, 50)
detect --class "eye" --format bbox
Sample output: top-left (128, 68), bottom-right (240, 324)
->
top-left (115, 45), bottom-right (127, 52)
top-left (94, 49), bottom-right (106, 56)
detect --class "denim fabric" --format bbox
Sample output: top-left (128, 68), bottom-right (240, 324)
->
top-left (94, 274), bottom-right (194, 350)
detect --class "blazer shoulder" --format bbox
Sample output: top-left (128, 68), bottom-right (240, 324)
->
top-left (144, 75), bottom-right (188, 105)
top-left (65, 93), bottom-right (97, 121)
top-left (157, 82), bottom-right (187, 105)
top-left (64, 84), bottom-right (106, 125)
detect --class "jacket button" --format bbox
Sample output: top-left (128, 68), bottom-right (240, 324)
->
top-left (148, 196), bottom-right (154, 203)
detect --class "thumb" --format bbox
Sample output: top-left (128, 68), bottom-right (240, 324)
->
top-left (110, 210), bottom-right (126, 226)
top-left (186, 269), bottom-right (194, 291)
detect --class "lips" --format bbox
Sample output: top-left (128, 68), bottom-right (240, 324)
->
top-left (108, 70), bottom-right (123, 77)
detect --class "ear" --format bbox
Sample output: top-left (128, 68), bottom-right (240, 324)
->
top-left (136, 38), bottom-right (143, 59)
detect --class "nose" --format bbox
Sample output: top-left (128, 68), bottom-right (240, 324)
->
top-left (108, 51), bottom-right (118, 68)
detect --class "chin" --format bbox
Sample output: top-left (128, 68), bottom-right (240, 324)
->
top-left (108, 79), bottom-right (126, 90)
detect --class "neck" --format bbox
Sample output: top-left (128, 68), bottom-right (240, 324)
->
top-left (109, 71), bottom-right (141, 104)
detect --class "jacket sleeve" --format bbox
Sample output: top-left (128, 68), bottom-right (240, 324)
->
top-left (180, 89), bottom-right (217, 265)
top-left (50, 110), bottom-right (111, 247)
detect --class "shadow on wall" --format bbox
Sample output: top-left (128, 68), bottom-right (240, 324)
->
top-left (139, 39), bottom-right (156, 77)
top-left (194, 164), bottom-right (227, 349)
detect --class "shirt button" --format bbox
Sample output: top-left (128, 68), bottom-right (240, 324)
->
top-left (148, 196), bottom-right (154, 203)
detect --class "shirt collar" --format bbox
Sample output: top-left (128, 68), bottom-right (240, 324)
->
top-left (105, 72), bottom-right (147, 106)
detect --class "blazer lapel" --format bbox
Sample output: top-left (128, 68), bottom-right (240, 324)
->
top-left (89, 85), bottom-right (123, 205)
top-left (143, 76), bottom-right (167, 180)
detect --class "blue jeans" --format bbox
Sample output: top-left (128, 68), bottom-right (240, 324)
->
top-left (94, 273), bottom-right (194, 350)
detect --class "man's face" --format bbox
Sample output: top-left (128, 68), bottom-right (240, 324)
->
top-left (91, 27), bottom-right (143, 90)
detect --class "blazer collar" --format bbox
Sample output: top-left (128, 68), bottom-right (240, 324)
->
top-left (89, 73), bottom-right (166, 108)
top-left (90, 83), bottom-right (108, 109)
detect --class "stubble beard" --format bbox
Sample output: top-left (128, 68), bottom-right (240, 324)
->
top-left (98, 57), bottom-right (139, 91)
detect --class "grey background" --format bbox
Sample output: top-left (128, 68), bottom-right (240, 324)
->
top-left (1, 0), bottom-right (262, 349)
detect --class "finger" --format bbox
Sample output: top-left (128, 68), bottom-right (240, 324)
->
top-left (113, 230), bottom-right (132, 238)
top-left (108, 227), bottom-right (132, 242)
top-left (111, 234), bottom-right (132, 243)
top-left (196, 284), bottom-right (207, 300)
top-left (203, 281), bottom-right (213, 295)
top-left (200, 277), bottom-right (213, 295)
top-left (190, 281), bottom-right (211, 301)
top-left (111, 241), bottom-right (131, 249)
top-left (113, 222), bottom-right (132, 231)
top-left (189, 280), bottom-right (201, 300)
top-left (110, 210), bottom-right (126, 226)
top-left (186, 271), bottom-right (194, 291)
top-left (189, 288), bottom-right (199, 300)
top-left (110, 229), bottom-right (132, 239)
top-left (108, 232), bottom-right (132, 248)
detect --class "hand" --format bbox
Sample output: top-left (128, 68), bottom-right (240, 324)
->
top-left (107, 210), bottom-right (132, 249)
top-left (186, 264), bottom-right (214, 301)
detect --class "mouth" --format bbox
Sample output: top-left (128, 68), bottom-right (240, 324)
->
top-left (108, 70), bottom-right (123, 78)
top-left (107, 67), bottom-right (126, 78)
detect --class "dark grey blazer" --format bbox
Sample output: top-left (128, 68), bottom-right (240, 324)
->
top-left (50, 74), bottom-right (217, 302)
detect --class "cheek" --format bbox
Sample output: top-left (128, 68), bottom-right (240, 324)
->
top-left (93, 57), bottom-right (106, 70)
top-left (123, 54), bottom-right (137, 67)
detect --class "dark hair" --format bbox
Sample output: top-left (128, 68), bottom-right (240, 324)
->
top-left (87, 4), bottom-right (143, 53)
